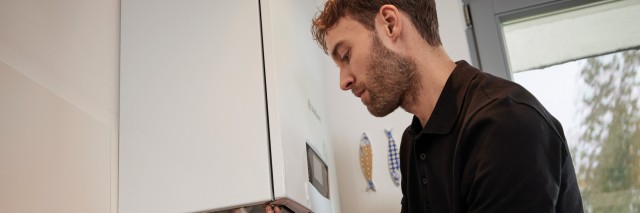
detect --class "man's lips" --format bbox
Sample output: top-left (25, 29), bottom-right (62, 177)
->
top-left (354, 90), bottom-right (364, 98)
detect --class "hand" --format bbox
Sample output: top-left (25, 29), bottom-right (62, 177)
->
top-left (265, 205), bottom-right (281, 213)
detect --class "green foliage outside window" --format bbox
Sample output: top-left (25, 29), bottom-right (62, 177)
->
top-left (576, 48), bottom-right (640, 212)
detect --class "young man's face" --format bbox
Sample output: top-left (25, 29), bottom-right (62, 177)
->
top-left (325, 15), bottom-right (418, 117)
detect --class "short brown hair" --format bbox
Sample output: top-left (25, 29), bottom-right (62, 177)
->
top-left (311, 0), bottom-right (442, 53)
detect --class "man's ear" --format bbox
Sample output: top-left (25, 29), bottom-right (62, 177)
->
top-left (377, 5), bottom-right (402, 41)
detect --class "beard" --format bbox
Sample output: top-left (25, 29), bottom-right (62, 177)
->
top-left (359, 33), bottom-right (420, 117)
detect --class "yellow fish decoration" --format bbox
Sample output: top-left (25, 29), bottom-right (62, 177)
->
top-left (359, 133), bottom-right (376, 192)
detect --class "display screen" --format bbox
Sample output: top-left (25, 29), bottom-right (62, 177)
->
top-left (306, 143), bottom-right (329, 198)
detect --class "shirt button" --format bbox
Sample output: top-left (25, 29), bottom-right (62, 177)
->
top-left (420, 153), bottom-right (427, 160)
top-left (422, 178), bottom-right (428, 184)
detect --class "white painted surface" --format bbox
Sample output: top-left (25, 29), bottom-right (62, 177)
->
top-left (0, 62), bottom-right (112, 213)
top-left (119, 0), bottom-right (272, 212)
top-left (438, 0), bottom-right (473, 65)
top-left (0, 0), bottom-right (119, 212)
top-left (0, 0), bottom-right (120, 127)
top-left (261, 0), bottom-right (341, 212)
top-left (322, 0), bottom-right (472, 212)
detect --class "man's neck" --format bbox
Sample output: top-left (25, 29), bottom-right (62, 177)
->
top-left (401, 46), bottom-right (456, 128)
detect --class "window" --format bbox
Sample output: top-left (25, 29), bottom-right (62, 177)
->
top-left (465, 0), bottom-right (640, 211)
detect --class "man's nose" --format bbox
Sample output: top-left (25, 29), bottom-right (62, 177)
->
top-left (339, 68), bottom-right (354, 91)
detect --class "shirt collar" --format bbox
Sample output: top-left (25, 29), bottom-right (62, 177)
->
top-left (409, 60), bottom-right (480, 136)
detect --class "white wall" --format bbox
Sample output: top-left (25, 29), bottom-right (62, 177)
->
top-left (0, 0), bottom-right (119, 212)
top-left (322, 0), bottom-right (471, 212)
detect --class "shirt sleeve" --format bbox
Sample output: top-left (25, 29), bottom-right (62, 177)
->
top-left (460, 97), bottom-right (567, 212)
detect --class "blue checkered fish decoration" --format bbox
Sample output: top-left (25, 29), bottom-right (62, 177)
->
top-left (359, 133), bottom-right (376, 192)
top-left (385, 129), bottom-right (401, 186)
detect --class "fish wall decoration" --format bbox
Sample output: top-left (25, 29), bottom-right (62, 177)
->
top-left (359, 133), bottom-right (376, 192)
top-left (385, 129), bottom-right (401, 186)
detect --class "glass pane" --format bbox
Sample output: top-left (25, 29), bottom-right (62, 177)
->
top-left (501, 0), bottom-right (640, 212)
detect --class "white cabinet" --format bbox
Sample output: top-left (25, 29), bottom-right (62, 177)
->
top-left (119, 1), bottom-right (272, 212)
top-left (120, 0), bottom-right (339, 212)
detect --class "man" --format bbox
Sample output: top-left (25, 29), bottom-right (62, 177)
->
top-left (300, 0), bottom-right (583, 212)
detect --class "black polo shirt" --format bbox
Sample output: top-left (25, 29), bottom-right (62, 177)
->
top-left (400, 61), bottom-right (583, 212)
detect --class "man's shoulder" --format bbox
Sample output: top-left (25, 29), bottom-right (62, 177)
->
top-left (467, 71), bottom-right (543, 113)
top-left (464, 71), bottom-right (565, 139)
top-left (475, 72), bottom-right (530, 101)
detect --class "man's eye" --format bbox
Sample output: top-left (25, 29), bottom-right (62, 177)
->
top-left (341, 52), bottom-right (350, 63)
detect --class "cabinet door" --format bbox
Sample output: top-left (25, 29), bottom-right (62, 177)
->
top-left (120, 1), bottom-right (272, 212)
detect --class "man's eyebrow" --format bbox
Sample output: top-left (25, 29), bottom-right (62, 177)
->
top-left (330, 40), bottom-right (345, 60)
